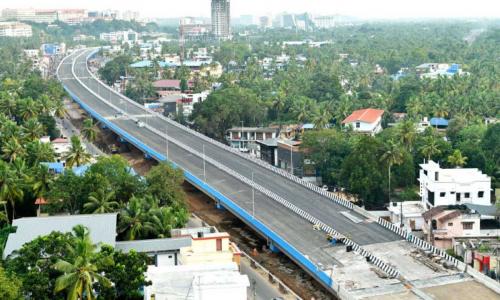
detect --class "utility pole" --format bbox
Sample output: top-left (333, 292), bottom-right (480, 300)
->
top-left (289, 142), bottom-right (294, 175)
top-left (240, 120), bottom-right (244, 150)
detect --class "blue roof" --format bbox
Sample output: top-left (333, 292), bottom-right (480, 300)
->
top-left (302, 123), bottom-right (315, 129)
top-left (42, 162), bottom-right (65, 174)
top-left (130, 60), bottom-right (210, 69)
top-left (430, 117), bottom-right (449, 127)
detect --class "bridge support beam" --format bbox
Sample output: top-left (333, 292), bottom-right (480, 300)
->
top-left (269, 241), bottom-right (280, 254)
top-left (216, 201), bottom-right (225, 210)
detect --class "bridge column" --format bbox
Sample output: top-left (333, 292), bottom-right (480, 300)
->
top-left (268, 241), bottom-right (280, 254)
top-left (144, 153), bottom-right (152, 160)
top-left (216, 202), bottom-right (225, 210)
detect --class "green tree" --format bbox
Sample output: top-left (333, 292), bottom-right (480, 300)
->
top-left (311, 104), bottom-right (332, 129)
top-left (419, 136), bottom-right (442, 161)
top-left (22, 118), bottom-right (45, 141)
top-left (81, 119), bottom-right (98, 142)
top-left (145, 162), bottom-right (186, 207)
top-left (397, 120), bottom-right (417, 151)
top-left (380, 140), bottom-right (405, 202)
top-left (340, 136), bottom-right (385, 209)
top-left (0, 266), bottom-right (22, 300)
top-left (2, 137), bottom-right (26, 162)
top-left (0, 161), bottom-right (24, 220)
top-left (53, 226), bottom-right (112, 300)
top-left (447, 149), bottom-right (468, 168)
top-left (64, 136), bottom-right (92, 168)
top-left (32, 164), bottom-right (53, 199)
top-left (118, 196), bottom-right (157, 241)
top-left (83, 188), bottom-right (119, 214)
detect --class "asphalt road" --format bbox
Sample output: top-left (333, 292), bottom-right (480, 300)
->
top-left (58, 48), bottom-right (401, 273)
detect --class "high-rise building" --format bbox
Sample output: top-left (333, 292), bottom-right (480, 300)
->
top-left (211, 0), bottom-right (231, 40)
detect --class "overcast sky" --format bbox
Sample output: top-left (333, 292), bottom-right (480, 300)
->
top-left (1, 0), bottom-right (499, 19)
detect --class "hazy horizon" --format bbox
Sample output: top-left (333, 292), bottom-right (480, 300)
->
top-left (0, 0), bottom-right (499, 20)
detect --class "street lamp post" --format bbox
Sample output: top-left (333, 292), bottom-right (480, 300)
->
top-left (289, 142), bottom-right (294, 175)
top-left (165, 127), bottom-right (169, 160)
top-left (240, 120), bottom-right (244, 150)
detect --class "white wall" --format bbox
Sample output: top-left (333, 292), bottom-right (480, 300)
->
top-left (346, 119), bottom-right (382, 135)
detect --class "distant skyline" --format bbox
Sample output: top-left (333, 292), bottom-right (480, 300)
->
top-left (1, 0), bottom-right (499, 20)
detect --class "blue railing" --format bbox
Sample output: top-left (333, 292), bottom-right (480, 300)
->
top-left (63, 85), bottom-right (333, 288)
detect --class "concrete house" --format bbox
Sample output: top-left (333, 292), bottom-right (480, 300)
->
top-left (342, 108), bottom-right (384, 135)
top-left (419, 161), bottom-right (492, 210)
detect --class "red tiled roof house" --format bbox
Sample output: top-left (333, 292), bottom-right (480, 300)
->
top-left (342, 108), bottom-right (384, 135)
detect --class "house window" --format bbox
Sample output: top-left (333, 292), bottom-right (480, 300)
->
top-left (423, 170), bottom-right (428, 176)
top-left (435, 172), bottom-right (439, 181)
top-left (464, 193), bottom-right (470, 198)
top-left (448, 223), bottom-right (453, 226)
top-left (355, 122), bottom-right (360, 128)
top-left (456, 193), bottom-right (461, 202)
top-left (478, 191), bottom-right (484, 198)
top-left (440, 192), bottom-right (446, 197)
top-left (462, 222), bottom-right (473, 230)
top-left (216, 238), bottom-right (222, 251)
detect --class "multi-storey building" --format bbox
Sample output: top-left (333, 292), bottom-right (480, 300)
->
top-left (0, 22), bottom-right (32, 37)
top-left (211, 0), bottom-right (231, 40)
top-left (419, 160), bottom-right (492, 210)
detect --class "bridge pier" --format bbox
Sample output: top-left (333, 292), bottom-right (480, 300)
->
top-left (144, 153), bottom-right (152, 160)
top-left (216, 201), bottom-right (225, 210)
top-left (268, 241), bottom-right (280, 254)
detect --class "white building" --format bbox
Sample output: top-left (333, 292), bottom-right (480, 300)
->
top-left (419, 161), bottom-right (492, 210)
top-left (388, 201), bottom-right (426, 231)
top-left (100, 30), bottom-right (138, 44)
top-left (226, 127), bottom-right (279, 155)
top-left (178, 91), bottom-right (210, 117)
top-left (313, 15), bottom-right (336, 29)
top-left (144, 263), bottom-right (249, 300)
top-left (0, 21), bottom-right (32, 37)
top-left (342, 108), bottom-right (384, 135)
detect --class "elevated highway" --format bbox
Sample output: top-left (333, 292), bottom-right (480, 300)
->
top-left (57, 48), bottom-right (500, 299)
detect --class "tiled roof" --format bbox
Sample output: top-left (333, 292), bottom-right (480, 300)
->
top-left (52, 138), bottom-right (69, 143)
top-left (342, 108), bottom-right (384, 124)
top-left (153, 79), bottom-right (181, 89)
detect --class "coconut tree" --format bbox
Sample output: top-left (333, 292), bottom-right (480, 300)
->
top-left (397, 120), bottom-right (417, 151)
top-left (64, 136), bottom-right (92, 168)
top-left (53, 225), bottom-right (111, 300)
top-left (0, 93), bottom-right (18, 118)
top-left (53, 100), bottom-right (66, 118)
top-left (22, 118), bottom-right (44, 141)
top-left (31, 164), bottom-right (53, 199)
top-left (447, 149), bottom-right (468, 168)
top-left (380, 140), bottom-right (405, 203)
top-left (420, 136), bottom-right (442, 161)
top-left (17, 98), bottom-right (39, 121)
top-left (81, 119), bottom-right (98, 143)
top-left (83, 188), bottom-right (118, 214)
top-left (118, 196), bottom-right (157, 241)
top-left (0, 161), bottom-right (24, 220)
top-left (312, 103), bottom-right (332, 130)
top-left (26, 141), bottom-right (56, 166)
top-left (2, 137), bottom-right (25, 162)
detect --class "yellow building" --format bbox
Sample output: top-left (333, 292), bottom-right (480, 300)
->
top-left (179, 232), bottom-right (242, 266)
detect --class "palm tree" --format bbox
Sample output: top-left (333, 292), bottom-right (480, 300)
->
top-left (420, 136), bottom-right (441, 161)
top-left (53, 225), bottom-right (111, 300)
top-left (380, 140), bottom-right (405, 203)
top-left (31, 164), bottom-right (53, 199)
top-left (2, 137), bottom-right (25, 162)
top-left (448, 149), bottom-right (468, 168)
top-left (0, 162), bottom-right (24, 220)
top-left (81, 119), bottom-right (98, 142)
top-left (27, 141), bottom-right (55, 166)
top-left (397, 120), bottom-right (417, 151)
top-left (64, 136), bottom-right (92, 168)
top-left (312, 104), bottom-right (332, 130)
top-left (22, 118), bottom-right (44, 141)
top-left (83, 188), bottom-right (118, 214)
top-left (272, 90), bottom-right (286, 125)
top-left (0, 93), bottom-right (18, 118)
top-left (118, 196), bottom-right (157, 241)
top-left (433, 99), bottom-right (449, 128)
top-left (17, 98), bottom-right (39, 120)
top-left (53, 100), bottom-right (66, 118)
top-left (291, 98), bottom-right (313, 124)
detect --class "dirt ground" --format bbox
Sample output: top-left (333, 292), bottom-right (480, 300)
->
top-left (67, 104), bottom-right (335, 300)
